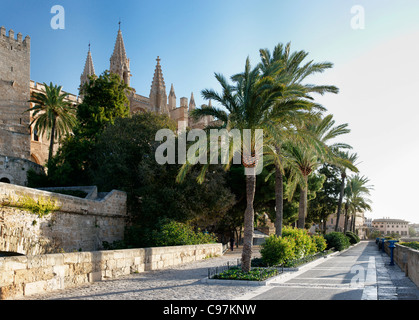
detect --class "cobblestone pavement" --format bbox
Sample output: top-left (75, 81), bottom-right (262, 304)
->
top-left (18, 247), bottom-right (260, 300)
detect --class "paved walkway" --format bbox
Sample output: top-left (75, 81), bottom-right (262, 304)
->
top-left (241, 241), bottom-right (419, 300)
top-left (17, 241), bottom-right (419, 300)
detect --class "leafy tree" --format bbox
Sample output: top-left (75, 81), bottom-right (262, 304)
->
top-left (307, 164), bottom-right (341, 233)
top-left (92, 112), bottom-right (236, 247)
top-left (77, 71), bottom-right (130, 140)
top-left (46, 71), bottom-right (131, 186)
top-left (27, 82), bottom-right (77, 164)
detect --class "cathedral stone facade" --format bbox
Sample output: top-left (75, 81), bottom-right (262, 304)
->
top-left (80, 27), bottom-right (213, 133)
top-left (0, 25), bottom-right (213, 186)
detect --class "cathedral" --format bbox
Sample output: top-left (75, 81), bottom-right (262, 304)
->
top-left (80, 27), bottom-right (213, 133)
top-left (0, 25), bottom-right (212, 186)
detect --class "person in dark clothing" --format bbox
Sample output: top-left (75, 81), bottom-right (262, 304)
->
top-left (230, 237), bottom-right (235, 251)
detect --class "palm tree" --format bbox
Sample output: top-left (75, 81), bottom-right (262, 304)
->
top-left (258, 42), bottom-right (339, 236)
top-left (334, 151), bottom-right (359, 231)
top-left (285, 114), bottom-right (355, 229)
top-left (177, 57), bottom-right (285, 272)
top-left (343, 174), bottom-right (373, 233)
top-left (27, 82), bottom-right (77, 164)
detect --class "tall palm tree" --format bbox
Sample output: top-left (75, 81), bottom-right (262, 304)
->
top-left (343, 174), bottom-right (373, 233)
top-left (285, 114), bottom-right (355, 229)
top-left (27, 82), bottom-right (77, 164)
top-left (334, 151), bottom-right (359, 231)
top-left (177, 57), bottom-right (285, 272)
top-left (258, 42), bottom-right (339, 236)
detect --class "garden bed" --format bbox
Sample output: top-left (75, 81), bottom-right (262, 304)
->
top-left (206, 249), bottom-right (335, 284)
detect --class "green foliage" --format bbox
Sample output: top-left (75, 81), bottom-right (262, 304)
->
top-left (312, 234), bottom-right (327, 252)
top-left (213, 267), bottom-right (279, 281)
top-left (282, 226), bottom-right (317, 258)
top-left (90, 112), bottom-right (235, 248)
top-left (307, 164), bottom-right (341, 226)
top-left (152, 220), bottom-right (218, 247)
top-left (345, 231), bottom-right (360, 244)
top-left (400, 242), bottom-right (419, 250)
top-left (260, 235), bottom-right (296, 266)
top-left (78, 71), bottom-right (131, 140)
top-left (261, 227), bottom-right (326, 267)
top-left (39, 71), bottom-right (132, 187)
top-left (324, 232), bottom-right (350, 251)
top-left (2, 196), bottom-right (60, 218)
top-left (27, 82), bottom-right (77, 164)
top-left (369, 230), bottom-right (382, 240)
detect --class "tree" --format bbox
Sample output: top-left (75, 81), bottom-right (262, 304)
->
top-left (259, 42), bottom-right (339, 236)
top-left (92, 112), bottom-right (236, 248)
top-left (307, 164), bottom-right (341, 233)
top-left (47, 71), bottom-right (131, 186)
top-left (77, 71), bottom-right (131, 140)
top-left (285, 114), bottom-right (354, 229)
top-left (27, 82), bottom-right (77, 164)
top-left (334, 151), bottom-right (359, 231)
top-left (178, 57), bottom-right (285, 272)
top-left (343, 174), bottom-right (373, 233)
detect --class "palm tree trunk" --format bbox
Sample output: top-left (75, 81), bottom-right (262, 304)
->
top-left (48, 117), bottom-right (56, 164)
top-left (241, 174), bottom-right (256, 273)
top-left (335, 173), bottom-right (346, 231)
top-left (274, 157), bottom-right (283, 237)
top-left (352, 215), bottom-right (356, 233)
top-left (343, 205), bottom-right (349, 233)
top-left (297, 177), bottom-right (308, 229)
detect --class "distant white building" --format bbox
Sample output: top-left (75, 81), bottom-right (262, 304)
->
top-left (372, 218), bottom-right (409, 236)
top-left (364, 217), bottom-right (373, 228)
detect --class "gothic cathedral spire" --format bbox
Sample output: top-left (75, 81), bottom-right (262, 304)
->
top-left (110, 25), bottom-right (131, 86)
top-left (80, 43), bottom-right (95, 91)
top-left (150, 56), bottom-right (169, 114)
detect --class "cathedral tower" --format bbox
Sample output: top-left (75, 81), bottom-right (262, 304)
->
top-left (168, 84), bottom-right (176, 110)
top-left (80, 44), bottom-right (95, 90)
top-left (149, 56), bottom-right (168, 114)
top-left (110, 25), bottom-right (131, 86)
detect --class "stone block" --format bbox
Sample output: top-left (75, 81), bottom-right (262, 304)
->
top-left (0, 270), bottom-right (15, 286)
top-left (24, 280), bottom-right (47, 296)
top-left (0, 283), bottom-right (24, 300)
top-left (3, 256), bottom-right (27, 271)
top-left (88, 271), bottom-right (102, 282)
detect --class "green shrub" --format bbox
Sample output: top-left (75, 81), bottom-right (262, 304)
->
top-left (400, 242), bottom-right (419, 250)
top-left (152, 220), bottom-right (218, 247)
top-left (312, 234), bottom-right (327, 252)
top-left (345, 231), bottom-right (360, 244)
top-left (324, 232), bottom-right (350, 251)
top-left (282, 227), bottom-right (316, 258)
top-left (213, 267), bottom-right (279, 281)
top-left (260, 235), bottom-right (296, 266)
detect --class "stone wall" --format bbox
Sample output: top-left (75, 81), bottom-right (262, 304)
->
top-left (0, 155), bottom-right (45, 186)
top-left (0, 243), bottom-right (222, 300)
top-left (0, 183), bottom-right (127, 255)
top-left (384, 242), bottom-right (419, 288)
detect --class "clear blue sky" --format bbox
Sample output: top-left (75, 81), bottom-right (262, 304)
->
top-left (1, 0), bottom-right (419, 223)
